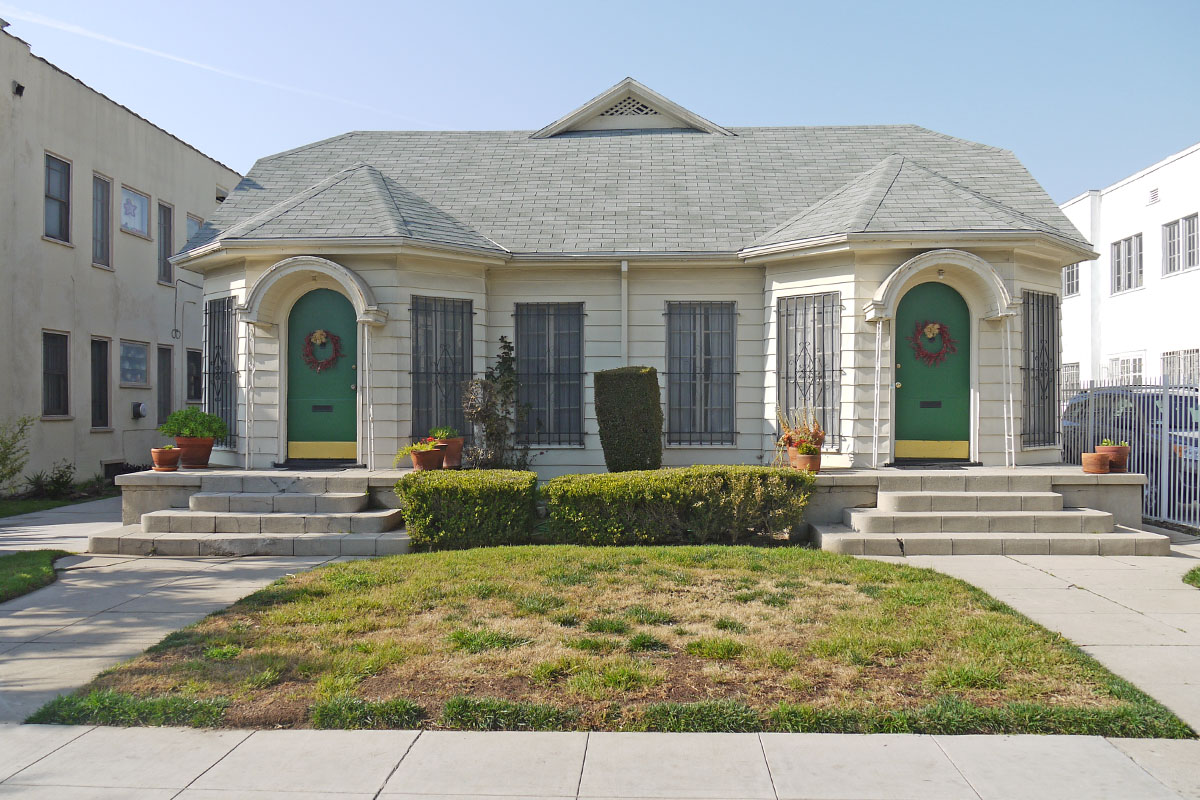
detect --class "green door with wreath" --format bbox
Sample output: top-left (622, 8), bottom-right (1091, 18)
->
top-left (287, 289), bottom-right (357, 459)
top-left (894, 282), bottom-right (970, 459)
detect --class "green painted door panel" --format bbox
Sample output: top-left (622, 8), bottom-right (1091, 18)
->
top-left (287, 289), bottom-right (357, 445)
top-left (895, 282), bottom-right (970, 443)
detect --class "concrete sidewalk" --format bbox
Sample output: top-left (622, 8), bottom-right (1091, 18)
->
top-left (0, 496), bottom-right (122, 553)
top-left (0, 554), bottom-right (344, 721)
top-left (1, 726), bottom-right (1198, 799)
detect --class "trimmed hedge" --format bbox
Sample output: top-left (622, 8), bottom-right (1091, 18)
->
top-left (542, 465), bottom-right (814, 546)
top-left (594, 367), bottom-right (663, 472)
top-left (395, 469), bottom-right (537, 550)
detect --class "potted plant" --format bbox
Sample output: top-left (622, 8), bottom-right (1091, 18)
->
top-left (1095, 439), bottom-right (1130, 473)
top-left (396, 438), bottom-right (445, 471)
top-left (157, 408), bottom-right (229, 469)
top-left (150, 444), bottom-right (181, 472)
top-left (777, 409), bottom-right (826, 472)
top-left (1081, 452), bottom-right (1111, 474)
top-left (429, 425), bottom-right (465, 469)
top-left (789, 441), bottom-right (821, 473)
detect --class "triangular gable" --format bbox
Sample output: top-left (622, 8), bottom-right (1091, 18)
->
top-left (531, 77), bottom-right (733, 138)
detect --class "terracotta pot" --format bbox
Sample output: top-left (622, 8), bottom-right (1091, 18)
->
top-left (151, 447), bottom-right (181, 472)
top-left (1095, 445), bottom-right (1130, 473)
top-left (1082, 452), bottom-right (1111, 474)
top-left (175, 436), bottom-right (215, 469)
top-left (787, 446), bottom-right (821, 473)
top-left (409, 448), bottom-right (443, 471)
top-left (435, 437), bottom-right (465, 468)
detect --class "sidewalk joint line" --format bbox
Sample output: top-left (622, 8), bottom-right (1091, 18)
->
top-left (0, 724), bottom-right (97, 784)
top-left (757, 733), bottom-right (779, 800)
top-left (173, 727), bottom-right (254, 793)
top-left (931, 735), bottom-right (984, 800)
top-left (373, 728), bottom-right (422, 798)
top-left (575, 730), bottom-right (589, 798)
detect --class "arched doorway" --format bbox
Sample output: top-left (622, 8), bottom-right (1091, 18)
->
top-left (287, 288), bottom-right (357, 460)
top-left (894, 282), bottom-right (971, 460)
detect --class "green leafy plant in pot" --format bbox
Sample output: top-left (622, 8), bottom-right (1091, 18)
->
top-left (428, 425), bottom-right (464, 469)
top-left (1095, 438), bottom-right (1131, 473)
top-left (158, 408), bottom-right (228, 469)
top-left (396, 438), bottom-right (445, 471)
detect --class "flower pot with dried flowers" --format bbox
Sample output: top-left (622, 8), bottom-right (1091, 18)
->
top-left (429, 426), bottom-right (465, 468)
top-left (1095, 439), bottom-right (1131, 473)
top-left (1082, 452), bottom-right (1111, 474)
top-left (151, 445), bottom-right (180, 472)
top-left (788, 441), bottom-right (821, 473)
top-left (777, 408), bottom-right (826, 472)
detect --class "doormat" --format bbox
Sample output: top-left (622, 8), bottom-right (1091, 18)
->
top-left (273, 459), bottom-right (363, 471)
top-left (886, 461), bottom-right (981, 470)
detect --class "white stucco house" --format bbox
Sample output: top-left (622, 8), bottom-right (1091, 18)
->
top-left (1059, 141), bottom-right (1200, 389)
top-left (173, 78), bottom-right (1094, 478)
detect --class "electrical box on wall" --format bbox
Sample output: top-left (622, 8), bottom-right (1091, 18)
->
top-left (131, 402), bottom-right (147, 420)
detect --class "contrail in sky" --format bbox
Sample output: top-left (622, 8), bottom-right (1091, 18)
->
top-left (0, 5), bottom-right (428, 123)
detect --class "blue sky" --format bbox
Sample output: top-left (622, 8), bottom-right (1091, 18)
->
top-left (3, 0), bottom-right (1198, 202)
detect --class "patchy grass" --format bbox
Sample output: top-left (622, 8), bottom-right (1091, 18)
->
top-left (34, 545), bottom-right (1194, 736)
top-left (0, 491), bottom-right (118, 519)
top-left (1185, 566), bottom-right (1200, 590)
top-left (0, 550), bottom-right (71, 603)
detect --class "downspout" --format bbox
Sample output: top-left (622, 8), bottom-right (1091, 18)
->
top-left (872, 320), bottom-right (882, 467)
top-left (364, 323), bottom-right (375, 470)
top-left (245, 322), bottom-right (254, 470)
top-left (1003, 314), bottom-right (1016, 467)
top-left (620, 260), bottom-right (629, 365)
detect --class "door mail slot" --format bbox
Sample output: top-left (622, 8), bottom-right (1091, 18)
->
top-left (920, 400), bottom-right (942, 409)
top-left (312, 404), bottom-right (334, 413)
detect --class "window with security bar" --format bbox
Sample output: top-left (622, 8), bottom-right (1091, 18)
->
top-left (776, 292), bottom-right (841, 446)
top-left (1021, 290), bottom-right (1061, 446)
top-left (204, 297), bottom-right (237, 448)
top-left (411, 296), bottom-right (473, 440)
top-left (515, 303), bottom-right (584, 445)
top-left (666, 301), bottom-right (736, 445)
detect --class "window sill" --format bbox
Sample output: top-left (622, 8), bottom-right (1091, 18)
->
top-left (665, 443), bottom-right (739, 449)
top-left (1163, 265), bottom-right (1200, 278)
top-left (91, 262), bottom-right (114, 272)
top-left (185, 399), bottom-right (203, 405)
top-left (1110, 286), bottom-right (1145, 297)
top-left (157, 280), bottom-right (176, 288)
top-left (121, 228), bottom-right (153, 241)
top-left (1021, 445), bottom-right (1060, 451)
top-left (520, 443), bottom-right (586, 449)
top-left (41, 415), bottom-right (74, 421)
top-left (119, 383), bottom-right (151, 390)
top-left (90, 427), bottom-right (114, 433)
top-left (42, 235), bottom-right (73, 248)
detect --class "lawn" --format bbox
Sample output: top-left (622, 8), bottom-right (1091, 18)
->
top-left (32, 546), bottom-right (1192, 736)
top-left (0, 492), bottom-right (118, 519)
top-left (0, 550), bottom-right (71, 603)
top-left (1185, 566), bottom-right (1200, 589)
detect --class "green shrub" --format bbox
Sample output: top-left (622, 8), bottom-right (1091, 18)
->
top-left (0, 415), bottom-right (34, 495)
top-left (633, 700), bottom-right (761, 732)
top-left (310, 695), bottom-right (424, 729)
top-left (158, 407), bottom-right (228, 439)
top-left (395, 469), bottom-right (537, 550)
top-left (27, 690), bottom-right (227, 727)
top-left (594, 366), bottom-right (663, 472)
top-left (441, 696), bottom-right (579, 730)
top-left (542, 465), bottom-right (813, 546)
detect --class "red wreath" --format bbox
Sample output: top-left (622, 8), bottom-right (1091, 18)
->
top-left (301, 329), bottom-right (343, 373)
top-left (907, 320), bottom-right (958, 366)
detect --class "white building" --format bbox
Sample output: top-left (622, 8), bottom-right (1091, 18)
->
top-left (0, 22), bottom-right (242, 480)
top-left (1059, 142), bottom-right (1200, 389)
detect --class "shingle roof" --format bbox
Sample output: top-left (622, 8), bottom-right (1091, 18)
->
top-left (186, 125), bottom-right (1088, 256)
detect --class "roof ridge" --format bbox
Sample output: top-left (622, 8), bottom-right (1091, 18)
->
top-left (358, 164), bottom-right (413, 238)
top-left (853, 154), bottom-right (906, 231)
top-left (218, 166), bottom-right (362, 239)
top-left (899, 160), bottom-right (1060, 233)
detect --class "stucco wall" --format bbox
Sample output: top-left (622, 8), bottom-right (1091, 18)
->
top-left (0, 31), bottom-right (241, 479)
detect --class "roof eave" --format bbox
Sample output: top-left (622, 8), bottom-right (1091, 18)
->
top-left (739, 231), bottom-right (1098, 264)
top-left (171, 236), bottom-right (512, 270)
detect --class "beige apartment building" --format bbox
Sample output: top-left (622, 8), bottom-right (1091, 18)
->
top-left (0, 22), bottom-right (241, 479)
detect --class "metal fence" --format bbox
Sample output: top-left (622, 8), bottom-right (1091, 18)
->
top-left (1061, 376), bottom-right (1200, 530)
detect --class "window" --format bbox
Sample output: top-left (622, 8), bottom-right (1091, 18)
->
top-left (156, 203), bottom-right (174, 283)
top-left (186, 214), bottom-right (203, 242)
top-left (1022, 290), bottom-right (1061, 446)
top-left (1108, 354), bottom-right (1144, 384)
top-left (666, 301), bottom-right (735, 445)
top-left (411, 296), bottom-right (473, 440)
top-left (120, 187), bottom-right (150, 237)
top-left (1061, 362), bottom-right (1080, 399)
top-left (215, 187), bottom-right (228, 204)
top-left (92, 175), bottom-right (111, 267)
top-left (204, 297), bottom-right (237, 447)
top-left (91, 338), bottom-right (110, 428)
top-left (777, 292), bottom-right (842, 446)
top-left (1164, 214), bottom-right (1198, 275)
top-left (1164, 349), bottom-right (1200, 385)
top-left (119, 340), bottom-right (149, 386)
top-left (156, 346), bottom-right (173, 423)
top-left (1062, 262), bottom-right (1079, 297)
top-left (44, 154), bottom-right (70, 242)
top-left (42, 332), bottom-right (69, 416)
top-left (1110, 234), bottom-right (1143, 293)
top-left (515, 302), bottom-right (584, 445)
top-left (186, 348), bottom-right (203, 402)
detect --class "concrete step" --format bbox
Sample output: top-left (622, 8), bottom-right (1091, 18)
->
top-left (811, 522), bottom-right (1171, 557)
top-left (843, 507), bottom-right (1114, 534)
top-left (871, 474), bottom-right (1055, 493)
top-left (189, 492), bottom-right (369, 514)
top-left (89, 524), bottom-right (411, 557)
top-left (877, 491), bottom-right (1063, 513)
top-left (198, 474), bottom-right (370, 494)
top-left (141, 508), bottom-right (404, 535)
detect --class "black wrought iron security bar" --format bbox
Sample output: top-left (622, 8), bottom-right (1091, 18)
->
top-left (515, 302), bottom-right (585, 446)
top-left (411, 295), bottom-right (474, 441)
top-left (777, 292), bottom-right (843, 446)
top-left (665, 301), bottom-right (737, 445)
top-left (204, 296), bottom-right (238, 448)
top-left (1021, 290), bottom-right (1060, 447)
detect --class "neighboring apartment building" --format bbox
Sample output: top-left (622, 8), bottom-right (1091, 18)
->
top-left (0, 22), bottom-right (241, 479)
top-left (1059, 141), bottom-right (1200, 390)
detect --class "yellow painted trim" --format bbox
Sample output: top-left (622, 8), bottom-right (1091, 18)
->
top-left (287, 441), bottom-right (356, 459)
top-left (895, 440), bottom-right (970, 459)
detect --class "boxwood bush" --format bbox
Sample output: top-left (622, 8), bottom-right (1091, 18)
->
top-left (395, 469), bottom-right (538, 550)
top-left (594, 366), bottom-right (663, 472)
top-left (541, 465), bottom-right (814, 546)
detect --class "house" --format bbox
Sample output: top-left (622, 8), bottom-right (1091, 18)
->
top-left (1059, 141), bottom-right (1200, 389)
top-left (173, 78), bottom-right (1094, 478)
top-left (0, 21), bottom-right (242, 479)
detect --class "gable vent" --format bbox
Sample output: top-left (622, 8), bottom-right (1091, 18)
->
top-left (1149, 188), bottom-right (1160, 204)
top-left (599, 96), bottom-right (660, 117)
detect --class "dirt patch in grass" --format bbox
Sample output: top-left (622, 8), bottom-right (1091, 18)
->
top-left (51, 546), bottom-right (1192, 736)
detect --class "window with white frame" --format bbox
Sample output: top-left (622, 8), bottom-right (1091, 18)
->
top-left (120, 187), bottom-right (150, 237)
top-left (1164, 214), bottom-right (1198, 275)
top-left (515, 302), bottom-right (584, 445)
top-left (666, 301), bottom-right (736, 445)
top-left (1108, 354), bottom-right (1145, 384)
top-left (1111, 234), bottom-right (1143, 293)
top-left (1061, 362), bottom-right (1081, 398)
top-left (1062, 262), bottom-right (1080, 297)
top-left (42, 331), bottom-right (69, 416)
top-left (777, 292), bottom-right (842, 446)
top-left (1164, 349), bottom-right (1200, 385)
top-left (411, 296), bottom-right (473, 440)
top-left (119, 340), bottom-right (149, 386)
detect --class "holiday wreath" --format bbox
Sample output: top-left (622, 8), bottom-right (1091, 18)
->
top-left (302, 328), bottom-right (343, 373)
top-left (907, 320), bottom-right (957, 366)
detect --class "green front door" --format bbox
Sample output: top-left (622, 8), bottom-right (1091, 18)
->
top-left (895, 282), bottom-right (970, 459)
top-left (287, 289), bottom-right (357, 459)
